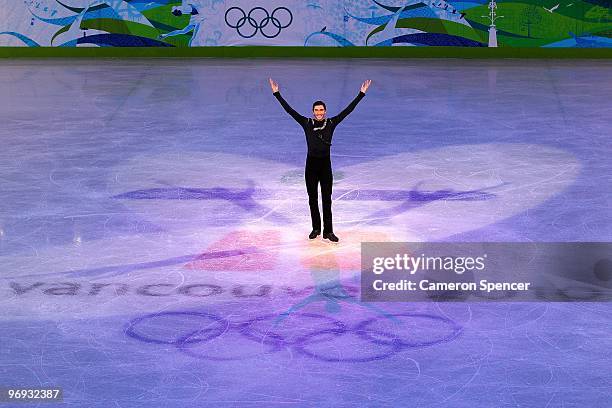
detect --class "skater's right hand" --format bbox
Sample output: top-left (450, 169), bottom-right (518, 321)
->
top-left (269, 78), bottom-right (279, 93)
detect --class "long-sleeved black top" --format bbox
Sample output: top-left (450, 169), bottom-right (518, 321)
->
top-left (273, 91), bottom-right (365, 158)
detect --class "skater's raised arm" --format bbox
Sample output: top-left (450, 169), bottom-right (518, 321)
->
top-left (333, 80), bottom-right (371, 125)
top-left (269, 78), bottom-right (307, 126)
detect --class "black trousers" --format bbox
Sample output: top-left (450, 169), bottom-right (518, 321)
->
top-left (305, 155), bottom-right (333, 233)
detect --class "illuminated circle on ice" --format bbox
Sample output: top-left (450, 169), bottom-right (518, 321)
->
top-left (0, 144), bottom-right (579, 318)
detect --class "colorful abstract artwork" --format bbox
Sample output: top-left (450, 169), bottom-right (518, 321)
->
top-left (1, 0), bottom-right (611, 47)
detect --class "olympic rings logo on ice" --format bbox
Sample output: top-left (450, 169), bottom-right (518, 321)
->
top-left (126, 311), bottom-right (463, 362)
top-left (224, 7), bottom-right (293, 38)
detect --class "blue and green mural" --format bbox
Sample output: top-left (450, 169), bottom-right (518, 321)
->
top-left (1, 0), bottom-right (611, 47)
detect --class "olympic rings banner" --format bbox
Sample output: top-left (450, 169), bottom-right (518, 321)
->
top-left (1, 0), bottom-right (611, 48)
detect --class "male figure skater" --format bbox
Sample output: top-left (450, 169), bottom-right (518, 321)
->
top-left (269, 78), bottom-right (372, 242)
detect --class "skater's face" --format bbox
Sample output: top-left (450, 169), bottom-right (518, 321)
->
top-left (313, 104), bottom-right (326, 121)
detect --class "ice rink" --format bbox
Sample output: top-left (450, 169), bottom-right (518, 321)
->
top-left (1, 59), bottom-right (611, 406)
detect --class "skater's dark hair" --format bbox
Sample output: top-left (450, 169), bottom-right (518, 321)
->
top-left (312, 100), bottom-right (326, 110)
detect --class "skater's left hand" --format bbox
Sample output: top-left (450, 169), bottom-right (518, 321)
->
top-left (360, 79), bottom-right (372, 93)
